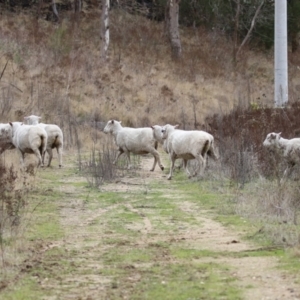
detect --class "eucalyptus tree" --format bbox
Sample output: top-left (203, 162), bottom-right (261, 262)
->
top-left (165, 0), bottom-right (182, 58)
top-left (101, 0), bottom-right (110, 60)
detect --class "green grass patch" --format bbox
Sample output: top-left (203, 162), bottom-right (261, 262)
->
top-left (95, 192), bottom-right (128, 206)
top-left (25, 195), bottom-right (64, 241)
top-left (130, 262), bottom-right (242, 300)
top-left (172, 248), bottom-right (219, 259)
top-left (278, 249), bottom-right (300, 275)
top-left (102, 247), bottom-right (154, 265)
top-left (0, 278), bottom-right (44, 300)
top-left (172, 247), bottom-right (284, 260)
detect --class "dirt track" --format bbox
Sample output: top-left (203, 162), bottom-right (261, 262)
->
top-left (9, 154), bottom-right (300, 300)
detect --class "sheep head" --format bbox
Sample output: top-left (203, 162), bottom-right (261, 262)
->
top-left (151, 125), bottom-right (164, 143)
top-left (161, 124), bottom-right (179, 140)
top-left (263, 132), bottom-right (281, 150)
top-left (103, 119), bottom-right (122, 134)
top-left (24, 115), bottom-right (41, 125)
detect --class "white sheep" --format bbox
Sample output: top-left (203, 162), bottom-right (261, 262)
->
top-left (151, 124), bottom-right (186, 170)
top-left (0, 123), bottom-right (15, 154)
top-left (24, 115), bottom-right (63, 167)
top-left (161, 124), bottom-right (218, 180)
top-left (263, 132), bottom-right (300, 181)
top-left (9, 122), bottom-right (47, 168)
top-left (103, 120), bottom-right (164, 171)
top-left (151, 125), bottom-right (169, 153)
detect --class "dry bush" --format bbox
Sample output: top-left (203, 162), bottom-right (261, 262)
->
top-left (234, 180), bottom-right (300, 247)
top-left (80, 142), bottom-right (142, 187)
top-left (204, 103), bottom-right (300, 246)
top-left (81, 144), bottom-right (118, 188)
top-left (110, 10), bottom-right (168, 64)
top-left (0, 161), bottom-right (27, 271)
top-left (206, 102), bottom-right (300, 183)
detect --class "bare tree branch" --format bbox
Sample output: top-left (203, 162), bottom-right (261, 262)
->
top-left (0, 61), bottom-right (8, 81)
top-left (236, 0), bottom-right (265, 58)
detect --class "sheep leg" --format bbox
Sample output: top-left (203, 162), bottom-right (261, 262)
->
top-left (113, 149), bottom-right (124, 165)
top-left (176, 159), bottom-right (183, 169)
top-left (195, 154), bottom-right (205, 177)
top-left (202, 154), bottom-right (207, 173)
top-left (57, 146), bottom-right (63, 167)
top-left (124, 151), bottom-right (132, 169)
top-left (183, 159), bottom-right (192, 178)
top-left (207, 144), bottom-right (219, 161)
top-left (33, 149), bottom-right (44, 167)
top-left (150, 156), bottom-right (157, 172)
top-left (149, 148), bottom-right (164, 171)
top-left (47, 148), bottom-right (53, 167)
top-left (114, 148), bottom-right (132, 169)
top-left (42, 150), bottom-right (46, 166)
top-left (167, 153), bottom-right (176, 180)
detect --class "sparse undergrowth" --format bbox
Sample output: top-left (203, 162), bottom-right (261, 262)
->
top-left (1, 152), bottom-right (300, 299)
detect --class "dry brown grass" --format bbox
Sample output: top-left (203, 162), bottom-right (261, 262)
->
top-left (1, 8), bottom-right (297, 133)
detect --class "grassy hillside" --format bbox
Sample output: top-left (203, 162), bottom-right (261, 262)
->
top-left (1, 7), bottom-right (300, 141)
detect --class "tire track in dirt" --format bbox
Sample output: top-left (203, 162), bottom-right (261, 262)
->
top-left (125, 203), bottom-right (152, 234)
top-left (178, 202), bottom-right (300, 300)
top-left (37, 154), bottom-right (300, 299)
top-left (110, 156), bottom-right (300, 299)
top-left (39, 156), bottom-right (167, 299)
top-left (98, 155), bottom-right (300, 299)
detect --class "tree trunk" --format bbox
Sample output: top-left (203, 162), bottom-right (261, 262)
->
top-left (289, 0), bottom-right (300, 53)
top-left (52, 0), bottom-right (59, 22)
top-left (233, 0), bottom-right (240, 64)
top-left (74, 0), bottom-right (81, 13)
top-left (291, 32), bottom-right (299, 53)
top-left (165, 0), bottom-right (181, 59)
top-left (101, 0), bottom-right (110, 60)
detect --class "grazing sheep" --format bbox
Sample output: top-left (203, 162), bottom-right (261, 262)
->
top-left (24, 115), bottom-right (63, 167)
top-left (0, 123), bottom-right (15, 154)
top-left (263, 132), bottom-right (300, 181)
top-left (103, 120), bottom-right (164, 171)
top-left (161, 124), bottom-right (218, 180)
top-left (9, 122), bottom-right (47, 168)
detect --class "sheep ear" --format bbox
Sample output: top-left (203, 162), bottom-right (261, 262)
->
top-left (151, 126), bottom-right (154, 130)
top-left (278, 132), bottom-right (282, 138)
top-left (175, 124), bottom-right (179, 129)
top-left (111, 120), bottom-right (114, 124)
top-left (9, 122), bottom-right (12, 127)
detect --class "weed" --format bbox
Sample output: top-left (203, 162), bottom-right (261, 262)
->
top-left (81, 143), bottom-right (118, 187)
top-left (0, 162), bottom-right (25, 271)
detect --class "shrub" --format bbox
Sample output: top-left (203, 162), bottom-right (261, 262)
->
top-left (206, 102), bottom-right (300, 184)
